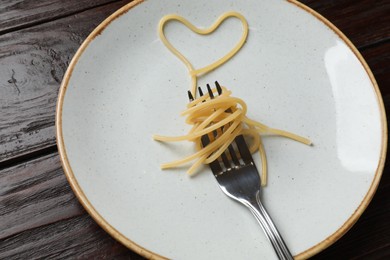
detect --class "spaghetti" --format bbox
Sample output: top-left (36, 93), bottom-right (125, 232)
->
top-left (154, 12), bottom-right (311, 185)
top-left (158, 12), bottom-right (248, 97)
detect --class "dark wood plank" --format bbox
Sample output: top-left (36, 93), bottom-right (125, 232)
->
top-left (0, 0), bottom-right (121, 35)
top-left (0, 149), bottom-right (388, 258)
top-left (3, 0), bottom-right (385, 44)
top-left (0, 152), bottom-right (84, 240)
top-left (0, 152), bottom-right (143, 259)
top-left (0, 0), bottom-right (131, 164)
top-left (0, 0), bottom-right (387, 165)
top-left (0, 214), bottom-right (144, 259)
top-left (0, 0), bottom-right (388, 163)
top-left (0, 1), bottom-right (389, 258)
top-left (301, 0), bottom-right (390, 48)
top-left (361, 42), bottom-right (390, 97)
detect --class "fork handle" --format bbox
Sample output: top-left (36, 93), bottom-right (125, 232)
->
top-left (247, 191), bottom-right (294, 260)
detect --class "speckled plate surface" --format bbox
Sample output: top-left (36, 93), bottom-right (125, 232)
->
top-left (56, 0), bottom-right (386, 259)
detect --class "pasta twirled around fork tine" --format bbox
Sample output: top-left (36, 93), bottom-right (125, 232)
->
top-left (155, 12), bottom-right (311, 186)
top-left (153, 83), bottom-right (312, 185)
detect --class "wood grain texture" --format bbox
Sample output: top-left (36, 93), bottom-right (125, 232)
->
top-left (0, 152), bottom-right (145, 259)
top-left (361, 42), bottom-right (390, 97)
top-left (0, 0), bottom-right (131, 164)
top-left (0, 0), bottom-right (122, 35)
top-left (0, 46), bottom-right (390, 166)
top-left (0, 0), bottom-right (389, 259)
top-left (300, 0), bottom-right (390, 48)
top-left (0, 153), bottom-right (84, 240)
top-left (0, 152), bottom-right (388, 259)
top-left (0, 0), bottom-right (387, 165)
top-left (0, 214), bottom-right (144, 259)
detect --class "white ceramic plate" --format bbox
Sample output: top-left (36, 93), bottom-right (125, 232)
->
top-left (56, 0), bottom-right (387, 259)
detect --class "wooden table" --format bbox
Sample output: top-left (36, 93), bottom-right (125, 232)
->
top-left (0, 1), bottom-right (389, 259)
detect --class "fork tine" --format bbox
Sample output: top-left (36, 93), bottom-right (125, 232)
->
top-left (198, 87), bottom-right (222, 173)
top-left (188, 90), bottom-right (194, 101)
top-left (220, 151), bottom-right (231, 169)
top-left (201, 134), bottom-right (222, 173)
top-left (206, 83), bottom-right (230, 169)
top-left (206, 84), bottom-right (214, 99)
top-left (198, 86), bottom-right (204, 97)
top-left (215, 81), bottom-right (222, 95)
top-left (227, 143), bottom-right (240, 166)
top-left (204, 83), bottom-right (240, 170)
top-left (190, 83), bottom-right (243, 172)
top-left (235, 136), bottom-right (253, 165)
top-left (209, 83), bottom-right (240, 168)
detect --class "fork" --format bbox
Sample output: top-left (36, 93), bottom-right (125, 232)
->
top-left (188, 82), bottom-right (294, 260)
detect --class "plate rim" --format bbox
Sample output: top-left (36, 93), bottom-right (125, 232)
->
top-left (55, 0), bottom-right (388, 259)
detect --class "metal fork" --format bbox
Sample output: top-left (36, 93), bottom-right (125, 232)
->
top-left (188, 82), bottom-right (294, 260)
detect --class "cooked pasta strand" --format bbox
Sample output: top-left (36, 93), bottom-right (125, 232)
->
top-left (158, 12), bottom-right (248, 96)
top-left (154, 12), bottom-right (312, 186)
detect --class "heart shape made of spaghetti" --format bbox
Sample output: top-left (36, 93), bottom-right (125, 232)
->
top-left (158, 12), bottom-right (249, 95)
